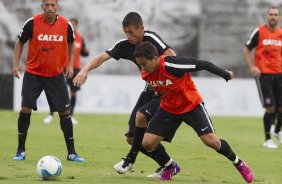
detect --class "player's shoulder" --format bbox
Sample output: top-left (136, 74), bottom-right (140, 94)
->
top-left (144, 30), bottom-right (162, 39)
top-left (247, 26), bottom-right (259, 39)
top-left (58, 14), bottom-right (68, 22)
top-left (23, 16), bottom-right (34, 26)
top-left (107, 38), bottom-right (129, 51)
top-left (114, 38), bottom-right (129, 45)
top-left (144, 30), bottom-right (167, 49)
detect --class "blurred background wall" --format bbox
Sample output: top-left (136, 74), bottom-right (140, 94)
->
top-left (1, 0), bottom-right (282, 112)
top-left (1, 0), bottom-right (282, 76)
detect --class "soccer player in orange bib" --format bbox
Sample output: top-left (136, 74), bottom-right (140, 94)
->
top-left (243, 6), bottom-right (282, 148)
top-left (12, 0), bottom-right (84, 162)
top-left (133, 41), bottom-right (253, 182)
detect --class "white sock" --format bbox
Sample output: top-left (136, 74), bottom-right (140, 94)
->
top-left (233, 156), bottom-right (239, 164)
top-left (165, 158), bottom-right (173, 167)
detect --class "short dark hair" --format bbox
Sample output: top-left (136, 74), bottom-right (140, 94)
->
top-left (134, 41), bottom-right (159, 60)
top-left (122, 12), bottom-right (143, 28)
top-left (268, 6), bottom-right (280, 15)
top-left (42, 0), bottom-right (58, 3)
top-left (69, 18), bottom-right (78, 24)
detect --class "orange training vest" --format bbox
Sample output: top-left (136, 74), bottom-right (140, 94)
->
top-left (25, 14), bottom-right (69, 77)
top-left (142, 56), bottom-right (202, 114)
top-left (254, 25), bottom-right (282, 74)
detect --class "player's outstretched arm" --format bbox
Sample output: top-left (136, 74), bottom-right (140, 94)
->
top-left (73, 52), bottom-right (111, 87)
top-left (165, 57), bottom-right (233, 81)
top-left (192, 59), bottom-right (233, 81)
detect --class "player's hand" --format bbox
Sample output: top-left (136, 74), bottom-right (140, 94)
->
top-left (226, 70), bottom-right (234, 81)
top-left (73, 69), bottom-right (88, 87)
top-left (65, 66), bottom-right (74, 79)
top-left (249, 66), bottom-right (261, 78)
top-left (13, 64), bottom-right (22, 79)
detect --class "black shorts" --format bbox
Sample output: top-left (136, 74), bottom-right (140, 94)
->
top-left (125, 89), bottom-right (158, 138)
top-left (22, 72), bottom-right (71, 112)
top-left (146, 103), bottom-right (215, 142)
top-left (66, 68), bottom-right (80, 91)
top-left (256, 73), bottom-right (282, 107)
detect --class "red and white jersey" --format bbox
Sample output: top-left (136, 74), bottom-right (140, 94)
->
top-left (25, 14), bottom-right (69, 77)
top-left (246, 25), bottom-right (282, 74)
top-left (141, 56), bottom-right (202, 114)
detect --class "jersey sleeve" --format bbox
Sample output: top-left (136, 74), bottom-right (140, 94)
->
top-left (67, 22), bottom-right (75, 44)
top-left (164, 56), bottom-right (231, 81)
top-left (105, 39), bottom-right (127, 60)
top-left (245, 27), bottom-right (259, 51)
top-left (144, 31), bottom-right (171, 55)
top-left (18, 18), bottom-right (34, 43)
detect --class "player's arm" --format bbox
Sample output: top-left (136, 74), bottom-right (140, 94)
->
top-left (243, 28), bottom-right (260, 77)
top-left (65, 22), bottom-right (75, 79)
top-left (73, 51), bottom-right (111, 87)
top-left (66, 42), bottom-right (75, 79)
top-left (13, 18), bottom-right (33, 79)
top-left (13, 39), bottom-right (24, 79)
top-left (165, 56), bottom-right (233, 81)
top-left (146, 31), bottom-right (176, 56)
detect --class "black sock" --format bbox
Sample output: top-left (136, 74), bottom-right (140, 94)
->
top-left (70, 96), bottom-right (76, 116)
top-left (17, 112), bottom-right (31, 151)
top-left (216, 139), bottom-right (241, 166)
top-left (275, 113), bottom-right (282, 133)
top-left (127, 127), bottom-right (146, 163)
top-left (145, 144), bottom-right (171, 167)
top-left (264, 112), bottom-right (275, 140)
top-left (60, 114), bottom-right (75, 154)
top-left (50, 111), bottom-right (54, 116)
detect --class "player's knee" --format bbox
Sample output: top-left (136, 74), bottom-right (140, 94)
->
top-left (135, 112), bottom-right (147, 128)
top-left (201, 133), bottom-right (220, 149)
top-left (265, 106), bottom-right (275, 113)
top-left (126, 137), bottom-right (133, 145)
top-left (142, 141), bottom-right (151, 151)
top-left (21, 107), bottom-right (32, 114)
top-left (142, 139), bottom-right (155, 151)
top-left (210, 139), bottom-right (221, 149)
top-left (58, 110), bottom-right (71, 116)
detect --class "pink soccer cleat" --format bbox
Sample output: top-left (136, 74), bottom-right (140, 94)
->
top-left (236, 161), bottom-right (254, 183)
top-left (160, 163), bottom-right (180, 180)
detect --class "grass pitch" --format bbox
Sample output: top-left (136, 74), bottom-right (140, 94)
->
top-left (0, 110), bottom-right (281, 184)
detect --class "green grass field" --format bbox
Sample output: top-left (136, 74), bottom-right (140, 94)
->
top-left (0, 110), bottom-right (282, 184)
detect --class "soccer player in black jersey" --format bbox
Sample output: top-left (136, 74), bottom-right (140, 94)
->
top-left (73, 12), bottom-right (176, 177)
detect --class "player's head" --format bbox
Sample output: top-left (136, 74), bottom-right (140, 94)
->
top-left (267, 6), bottom-right (280, 27)
top-left (41, 0), bottom-right (59, 20)
top-left (122, 12), bottom-right (144, 45)
top-left (134, 41), bottom-right (159, 73)
top-left (69, 18), bottom-right (78, 32)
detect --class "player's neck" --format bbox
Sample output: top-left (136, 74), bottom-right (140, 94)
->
top-left (44, 15), bottom-right (57, 25)
top-left (267, 24), bottom-right (278, 32)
